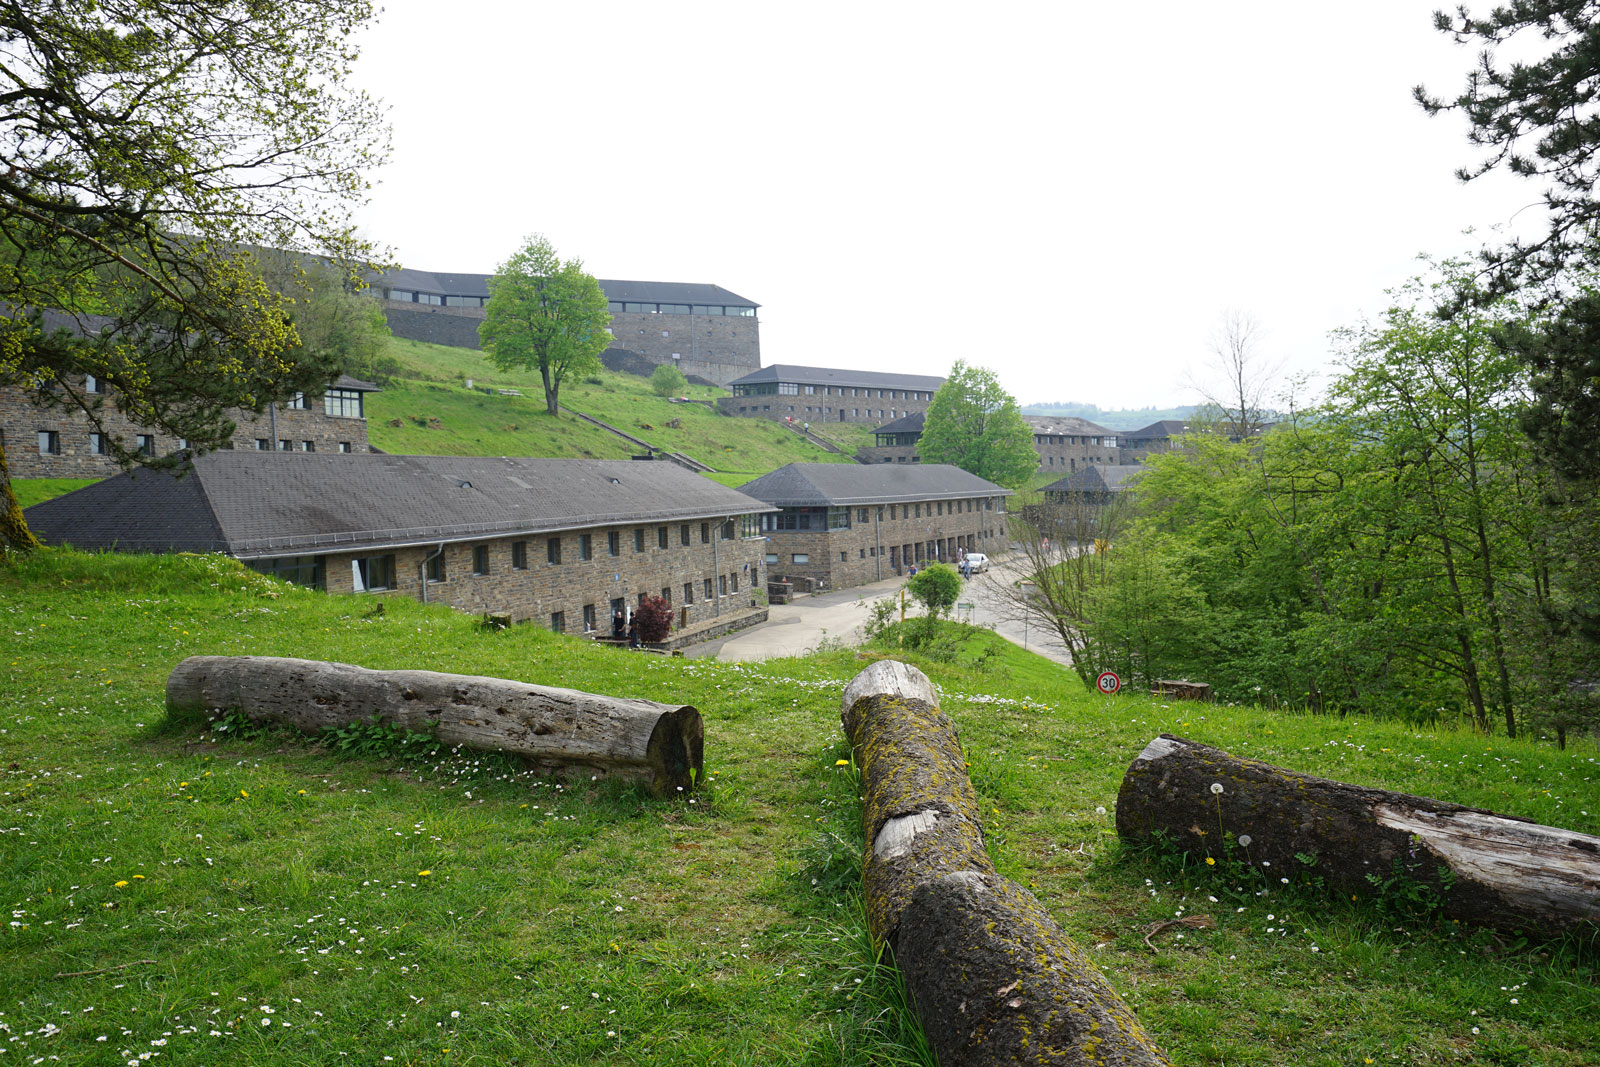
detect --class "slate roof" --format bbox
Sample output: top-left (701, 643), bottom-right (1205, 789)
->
top-left (1041, 465), bottom-right (1147, 494)
top-left (738, 463), bottom-right (1011, 508)
top-left (1023, 414), bottom-right (1115, 437)
top-left (1122, 419), bottom-right (1193, 440)
top-left (871, 411), bottom-right (926, 434)
top-left (24, 454), bottom-right (773, 559)
top-left (372, 268), bottom-right (758, 308)
top-left (726, 365), bottom-right (945, 392)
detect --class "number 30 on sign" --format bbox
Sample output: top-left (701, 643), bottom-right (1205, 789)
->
top-left (1096, 671), bottom-right (1121, 695)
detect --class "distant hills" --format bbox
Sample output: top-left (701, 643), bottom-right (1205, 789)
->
top-left (1019, 402), bottom-right (1199, 431)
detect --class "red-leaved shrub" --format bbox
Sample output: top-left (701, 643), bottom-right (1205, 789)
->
top-left (634, 595), bottom-right (674, 642)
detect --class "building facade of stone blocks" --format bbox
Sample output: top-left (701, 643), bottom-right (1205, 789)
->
top-left (855, 412), bottom-right (1120, 474)
top-left (738, 463), bottom-right (1012, 592)
top-left (300, 516), bottom-right (768, 632)
top-left (4, 376), bottom-right (376, 479)
top-left (719, 365), bottom-right (944, 425)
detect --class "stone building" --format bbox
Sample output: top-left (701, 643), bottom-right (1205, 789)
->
top-left (718, 365), bottom-right (944, 424)
top-left (370, 268), bottom-right (762, 387)
top-left (1116, 419), bottom-right (1191, 463)
top-left (3, 372), bottom-right (379, 479)
top-left (738, 463), bottom-right (1011, 590)
top-left (854, 411), bottom-right (1119, 474)
top-left (24, 454), bottom-right (775, 636)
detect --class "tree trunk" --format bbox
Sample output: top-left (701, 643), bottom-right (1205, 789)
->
top-left (0, 437), bottom-right (41, 555)
top-left (842, 661), bottom-right (1171, 1067)
top-left (1117, 735), bottom-right (1600, 936)
top-left (166, 655), bottom-right (702, 796)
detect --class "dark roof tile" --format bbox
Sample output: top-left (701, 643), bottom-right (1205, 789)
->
top-left (738, 463), bottom-right (1010, 507)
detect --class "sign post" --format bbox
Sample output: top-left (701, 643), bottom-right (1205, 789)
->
top-left (1096, 670), bottom-right (1122, 696)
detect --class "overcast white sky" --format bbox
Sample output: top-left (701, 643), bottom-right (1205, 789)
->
top-left (351, 1), bottom-right (1547, 410)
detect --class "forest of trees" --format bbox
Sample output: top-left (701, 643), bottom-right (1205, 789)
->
top-left (1031, 264), bottom-right (1598, 746)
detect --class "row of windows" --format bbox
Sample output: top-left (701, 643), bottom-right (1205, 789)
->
top-left (608, 302), bottom-right (755, 317)
top-left (1034, 434), bottom-right (1115, 447)
top-left (766, 532), bottom-right (994, 569)
top-left (386, 289), bottom-right (486, 308)
top-left (734, 384), bottom-right (931, 400)
top-left (734, 405), bottom-right (900, 420)
top-left (758, 497), bottom-right (1001, 532)
top-left (401, 520), bottom-right (756, 586)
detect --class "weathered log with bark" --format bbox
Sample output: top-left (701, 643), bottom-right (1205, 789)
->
top-left (841, 660), bottom-right (1171, 1067)
top-left (1117, 734), bottom-right (1600, 935)
top-left (166, 655), bottom-right (702, 796)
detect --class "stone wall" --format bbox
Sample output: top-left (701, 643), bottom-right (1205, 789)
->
top-left (379, 301), bottom-right (485, 349)
top-left (303, 520), bottom-right (770, 633)
top-left (718, 390), bottom-right (931, 425)
top-left (760, 497), bottom-right (1008, 592)
top-left (3, 382), bottom-right (371, 479)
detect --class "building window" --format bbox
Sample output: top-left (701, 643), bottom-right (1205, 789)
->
top-left (721, 520), bottom-right (735, 540)
top-left (684, 582), bottom-right (694, 605)
top-left (136, 434), bottom-right (154, 455)
top-left (580, 533), bottom-right (593, 561)
top-left (426, 552), bottom-right (446, 583)
top-left (301, 440), bottom-right (315, 452)
top-left (731, 573), bottom-right (739, 593)
top-left (83, 374), bottom-right (101, 394)
top-left (583, 604), bottom-right (597, 632)
top-left (89, 433), bottom-right (107, 455)
top-left (703, 579), bottom-right (713, 601)
top-left (701, 522), bottom-right (710, 544)
top-left (256, 438), bottom-right (270, 450)
top-left (351, 554), bottom-right (395, 592)
top-left (719, 575), bottom-right (728, 596)
top-left (339, 441), bottom-right (353, 453)
top-left (765, 553), bottom-right (779, 564)
top-left (792, 553), bottom-right (810, 564)
top-left (278, 439), bottom-right (291, 451)
top-left (287, 392), bottom-right (311, 410)
top-left (324, 388), bottom-right (364, 419)
top-left (36, 430), bottom-right (60, 455)
top-left (551, 611), bottom-right (565, 634)
top-left (512, 541), bottom-right (528, 570)
top-left (547, 537), bottom-right (562, 565)
top-left (634, 528), bottom-right (645, 553)
top-left (473, 545), bottom-right (489, 575)
top-left (657, 526), bottom-right (669, 549)
top-left (680, 523), bottom-right (691, 546)
top-left (609, 530), bottom-right (620, 556)
top-left (248, 555), bottom-right (325, 590)
top-left (841, 551), bottom-right (848, 562)
top-left (858, 508), bottom-right (870, 523)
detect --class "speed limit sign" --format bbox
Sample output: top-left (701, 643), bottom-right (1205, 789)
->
top-left (1096, 671), bottom-right (1122, 695)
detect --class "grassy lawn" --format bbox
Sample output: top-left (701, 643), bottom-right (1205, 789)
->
top-left (3, 550), bottom-right (1596, 1065)
top-left (11, 478), bottom-right (99, 509)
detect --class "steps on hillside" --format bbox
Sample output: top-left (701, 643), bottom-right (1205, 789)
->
top-left (779, 420), bottom-right (846, 455)
top-left (560, 405), bottom-right (718, 473)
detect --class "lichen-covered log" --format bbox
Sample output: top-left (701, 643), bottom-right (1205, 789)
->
top-left (842, 660), bottom-right (1171, 1067)
top-left (1117, 735), bottom-right (1600, 935)
top-left (166, 655), bottom-right (702, 796)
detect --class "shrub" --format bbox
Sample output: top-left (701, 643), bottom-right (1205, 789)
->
top-left (907, 563), bottom-right (961, 620)
top-left (650, 363), bottom-right (688, 397)
top-left (634, 595), bottom-right (674, 642)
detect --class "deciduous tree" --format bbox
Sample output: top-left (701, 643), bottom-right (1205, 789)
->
top-left (918, 361), bottom-right (1037, 489)
top-left (479, 235), bottom-right (610, 416)
top-left (0, 0), bottom-right (388, 555)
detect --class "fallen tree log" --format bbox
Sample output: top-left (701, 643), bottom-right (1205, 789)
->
top-left (1116, 735), bottom-right (1600, 935)
top-left (842, 660), bottom-right (1171, 1067)
top-left (166, 655), bottom-right (702, 796)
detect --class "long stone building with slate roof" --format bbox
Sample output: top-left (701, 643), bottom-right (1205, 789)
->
top-left (718, 365), bottom-right (945, 424)
top-left (24, 454), bottom-right (776, 636)
top-left (369, 268), bottom-right (762, 387)
top-left (737, 463), bottom-right (1011, 590)
top-left (855, 411), bottom-right (1120, 473)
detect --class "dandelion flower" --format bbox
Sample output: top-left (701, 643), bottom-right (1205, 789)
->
top-left (114, 880), bottom-right (129, 888)
top-left (835, 759), bottom-right (850, 766)
top-left (418, 870), bottom-right (432, 877)
top-left (239, 789), bottom-right (249, 798)
top-left (1236, 834), bottom-right (1252, 847)
top-left (1205, 857), bottom-right (1216, 866)
top-left (1210, 783), bottom-right (1225, 795)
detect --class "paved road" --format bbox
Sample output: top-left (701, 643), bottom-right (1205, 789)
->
top-left (683, 556), bottom-right (1076, 669)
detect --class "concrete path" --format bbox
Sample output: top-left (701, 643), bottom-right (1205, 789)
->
top-left (683, 556), bottom-right (1076, 669)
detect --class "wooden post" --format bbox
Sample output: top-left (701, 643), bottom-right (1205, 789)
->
top-left (1117, 734), bottom-right (1600, 935)
top-left (166, 655), bottom-right (702, 796)
top-left (842, 661), bottom-right (1171, 1067)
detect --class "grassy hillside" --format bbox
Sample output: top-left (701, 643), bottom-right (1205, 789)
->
top-left (11, 477), bottom-right (98, 509)
top-left (369, 338), bottom-right (874, 481)
top-left (4, 549), bottom-right (1596, 1065)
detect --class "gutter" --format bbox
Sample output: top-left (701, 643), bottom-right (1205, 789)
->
top-left (418, 542), bottom-right (445, 603)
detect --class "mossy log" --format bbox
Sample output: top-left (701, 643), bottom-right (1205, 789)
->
top-left (1117, 735), bottom-right (1600, 935)
top-left (841, 660), bottom-right (1172, 1067)
top-left (166, 655), bottom-right (702, 796)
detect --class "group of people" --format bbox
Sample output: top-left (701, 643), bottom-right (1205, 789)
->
top-left (611, 609), bottom-right (640, 649)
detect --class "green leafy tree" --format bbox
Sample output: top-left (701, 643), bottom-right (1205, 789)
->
top-left (479, 235), bottom-right (610, 416)
top-left (1417, 2), bottom-right (1600, 294)
top-left (919, 361), bottom-right (1038, 489)
top-left (907, 563), bottom-right (962, 621)
top-left (650, 363), bottom-right (688, 397)
top-left (0, 0), bottom-right (388, 554)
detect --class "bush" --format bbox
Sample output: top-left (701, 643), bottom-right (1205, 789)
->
top-left (634, 595), bottom-right (674, 642)
top-left (650, 363), bottom-right (688, 397)
top-left (907, 563), bottom-right (961, 620)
